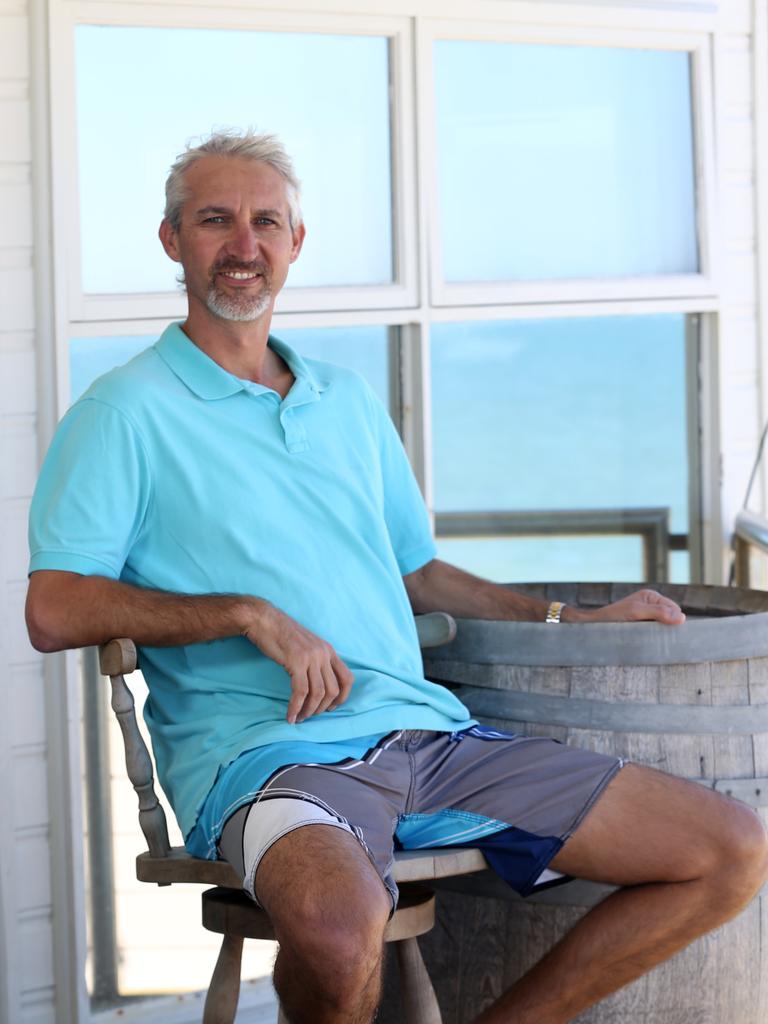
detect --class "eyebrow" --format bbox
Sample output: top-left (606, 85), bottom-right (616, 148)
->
top-left (195, 206), bottom-right (284, 219)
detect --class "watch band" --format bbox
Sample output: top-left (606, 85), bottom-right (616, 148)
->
top-left (545, 600), bottom-right (566, 624)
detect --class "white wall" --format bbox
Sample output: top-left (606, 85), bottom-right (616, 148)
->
top-left (717, 0), bottom-right (765, 554)
top-left (0, 1), bottom-right (57, 1022)
top-left (1, 1), bottom-right (765, 1022)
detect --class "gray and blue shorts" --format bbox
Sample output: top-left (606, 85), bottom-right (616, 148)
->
top-left (216, 726), bottom-right (623, 908)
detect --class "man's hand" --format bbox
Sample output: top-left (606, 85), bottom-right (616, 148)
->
top-left (564, 588), bottom-right (686, 626)
top-left (244, 602), bottom-right (355, 724)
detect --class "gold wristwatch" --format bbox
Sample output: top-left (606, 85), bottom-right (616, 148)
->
top-left (545, 600), bottom-right (566, 624)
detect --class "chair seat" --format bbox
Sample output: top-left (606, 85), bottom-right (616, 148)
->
top-left (137, 845), bottom-right (488, 888)
top-left (201, 884), bottom-right (438, 942)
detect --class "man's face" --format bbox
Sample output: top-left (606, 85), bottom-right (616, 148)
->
top-left (159, 156), bottom-right (305, 323)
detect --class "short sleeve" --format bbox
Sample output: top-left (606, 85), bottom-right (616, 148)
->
top-left (28, 398), bottom-right (152, 579)
top-left (367, 390), bottom-right (437, 576)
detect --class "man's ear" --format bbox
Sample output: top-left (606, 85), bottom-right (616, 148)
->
top-left (159, 219), bottom-right (182, 262)
top-left (289, 222), bottom-right (306, 264)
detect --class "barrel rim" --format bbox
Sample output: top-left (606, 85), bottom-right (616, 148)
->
top-left (424, 609), bottom-right (768, 666)
top-left (504, 581), bottom-right (768, 614)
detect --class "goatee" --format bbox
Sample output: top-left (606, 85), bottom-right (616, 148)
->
top-left (205, 261), bottom-right (272, 322)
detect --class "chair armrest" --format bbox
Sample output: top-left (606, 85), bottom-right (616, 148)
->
top-left (99, 637), bottom-right (137, 676)
top-left (98, 614), bottom-right (456, 670)
top-left (415, 612), bottom-right (457, 649)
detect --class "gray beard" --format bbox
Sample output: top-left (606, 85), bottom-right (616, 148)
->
top-left (205, 280), bottom-right (272, 322)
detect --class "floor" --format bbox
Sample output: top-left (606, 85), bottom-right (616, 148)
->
top-left (91, 975), bottom-right (279, 1024)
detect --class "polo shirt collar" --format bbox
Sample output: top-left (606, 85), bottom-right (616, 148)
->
top-left (269, 335), bottom-right (331, 406)
top-left (154, 322), bottom-right (330, 402)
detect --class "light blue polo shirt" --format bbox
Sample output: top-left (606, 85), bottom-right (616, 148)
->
top-left (29, 323), bottom-right (472, 838)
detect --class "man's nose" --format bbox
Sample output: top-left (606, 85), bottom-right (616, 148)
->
top-left (226, 221), bottom-right (260, 261)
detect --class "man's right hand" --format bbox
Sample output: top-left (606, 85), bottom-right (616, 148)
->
top-left (244, 601), bottom-right (355, 724)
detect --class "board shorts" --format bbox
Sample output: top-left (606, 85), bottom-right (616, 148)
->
top-left (216, 725), bottom-right (624, 909)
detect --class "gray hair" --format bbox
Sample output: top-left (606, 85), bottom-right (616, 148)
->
top-left (164, 128), bottom-right (302, 232)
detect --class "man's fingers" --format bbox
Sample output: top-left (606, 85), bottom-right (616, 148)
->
top-left (589, 589), bottom-right (686, 626)
top-left (314, 662), bottom-right (341, 715)
top-left (327, 656), bottom-right (354, 710)
top-left (286, 671), bottom-right (309, 725)
top-left (295, 663), bottom-right (327, 722)
top-left (614, 590), bottom-right (686, 625)
top-left (633, 589), bottom-right (686, 624)
top-left (650, 602), bottom-right (686, 625)
top-left (275, 628), bottom-right (355, 722)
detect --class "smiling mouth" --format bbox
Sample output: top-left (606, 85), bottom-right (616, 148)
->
top-left (218, 270), bottom-right (262, 282)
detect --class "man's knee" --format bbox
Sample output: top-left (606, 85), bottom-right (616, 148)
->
top-left (274, 877), bottom-right (389, 966)
top-left (700, 796), bottom-right (768, 904)
top-left (271, 878), bottom-right (388, 1020)
top-left (646, 776), bottom-right (768, 908)
top-left (637, 768), bottom-right (768, 901)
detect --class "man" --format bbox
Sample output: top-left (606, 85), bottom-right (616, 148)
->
top-left (26, 130), bottom-right (767, 1024)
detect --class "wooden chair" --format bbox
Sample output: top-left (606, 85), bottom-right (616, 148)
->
top-left (98, 613), bottom-right (488, 1024)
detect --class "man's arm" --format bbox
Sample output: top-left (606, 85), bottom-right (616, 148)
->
top-left (26, 570), bottom-right (354, 723)
top-left (403, 559), bottom-right (686, 625)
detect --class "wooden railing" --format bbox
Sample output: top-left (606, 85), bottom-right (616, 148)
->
top-left (436, 506), bottom-right (682, 583)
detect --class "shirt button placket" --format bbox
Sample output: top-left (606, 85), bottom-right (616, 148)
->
top-left (280, 406), bottom-right (308, 453)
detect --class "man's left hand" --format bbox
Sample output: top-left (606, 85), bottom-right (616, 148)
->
top-left (564, 588), bottom-right (686, 626)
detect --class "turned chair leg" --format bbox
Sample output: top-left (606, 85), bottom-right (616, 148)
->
top-left (395, 936), bottom-right (443, 1024)
top-left (203, 932), bottom-right (244, 1024)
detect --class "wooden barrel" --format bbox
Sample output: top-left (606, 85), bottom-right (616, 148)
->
top-left (403, 583), bottom-right (768, 1024)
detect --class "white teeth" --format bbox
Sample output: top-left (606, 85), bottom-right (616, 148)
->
top-left (223, 271), bottom-right (258, 280)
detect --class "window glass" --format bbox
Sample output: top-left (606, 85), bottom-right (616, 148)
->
top-left (70, 335), bottom-right (157, 401)
top-left (75, 27), bottom-right (392, 294)
top-left (434, 41), bottom-right (697, 282)
top-left (431, 315), bottom-right (690, 582)
top-left (670, 551), bottom-right (690, 584)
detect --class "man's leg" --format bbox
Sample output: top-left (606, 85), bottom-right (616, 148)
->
top-left (475, 763), bottom-right (768, 1024)
top-left (255, 824), bottom-right (391, 1024)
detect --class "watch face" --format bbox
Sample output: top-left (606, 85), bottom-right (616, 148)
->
top-left (546, 601), bottom-right (564, 623)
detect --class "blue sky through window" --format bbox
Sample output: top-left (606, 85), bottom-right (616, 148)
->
top-left (435, 41), bottom-right (697, 281)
